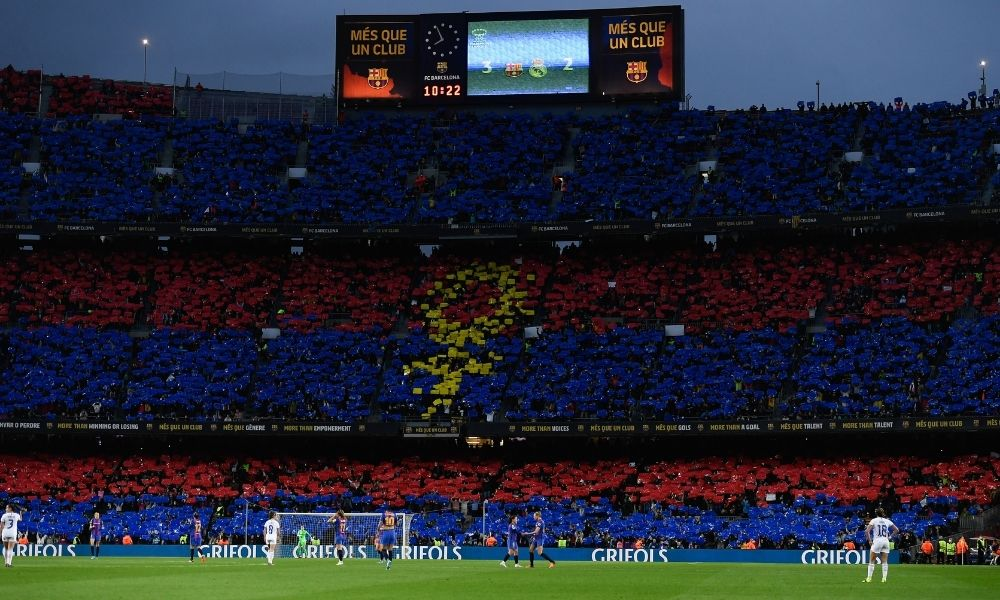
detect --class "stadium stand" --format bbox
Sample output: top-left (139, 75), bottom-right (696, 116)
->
top-left (290, 115), bottom-right (431, 224)
top-left (126, 329), bottom-right (256, 419)
top-left (560, 110), bottom-right (710, 220)
top-left (14, 247), bottom-right (149, 327)
top-left (423, 112), bottom-right (567, 222)
top-left (0, 66), bottom-right (40, 115)
top-left (786, 317), bottom-right (941, 418)
top-left (0, 327), bottom-right (131, 418)
top-left (148, 249), bottom-right (281, 330)
top-left (1, 452), bottom-right (994, 549)
top-left (0, 252), bottom-right (19, 323)
top-left (32, 117), bottom-right (167, 221)
top-left (1, 65), bottom-right (999, 562)
top-left (384, 249), bottom-right (551, 420)
top-left (823, 238), bottom-right (983, 325)
top-left (842, 104), bottom-right (995, 211)
top-left (277, 251), bottom-right (418, 333)
top-left (0, 101), bottom-right (996, 225)
top-left (2, 234), bottom-right (1000, 421)
top-left (505, 328), bottom-right (661, 420)
top-left (642, 328), bottom-right (793, 420)
top-left (254, 330), bottom-right (384, 421)
top-left (694, 109), bottom-right (854, 217)
top-left (164, 119), bottom-right (297, 222)
top-left (923, 315), bottom-right (1000, 416)
top-left (46, 73), bottom-right (172, 118)
top-left (0, 113), bottom-right (33, 219)
top-left (544, 242), bottom-right (824, 333)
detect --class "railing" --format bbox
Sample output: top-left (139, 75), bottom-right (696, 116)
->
top-left (175, 88), bottom-right (337, 124)
top-left (173, 70), bottom-right (338, 124)
top-left (959, 503), bottom-right (1000, 531)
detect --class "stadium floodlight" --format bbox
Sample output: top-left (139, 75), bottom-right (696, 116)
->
top-left (143, 39), bottom-right (149, 84)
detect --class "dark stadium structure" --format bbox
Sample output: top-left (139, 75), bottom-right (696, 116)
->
top-left (0, 61), bottom-right (999, 561)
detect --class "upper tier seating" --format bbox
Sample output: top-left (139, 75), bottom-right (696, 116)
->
top-left (694, 110), bottom-right (853, 217)
top-left (422, 112), bottom-right (568, 222)
top-left (164, 120), bottom-right (297, 223)
top-left (842, 106), bottom-right (996, 211)
top-left (560, 110), bottom-right (711, 220)
top-left (0, 66), bottom-right (41, 115)
top-left (1, 101), bottom-right (995, 225)
top-left (46, 74), bottom-right (172, 118)
top-left (32, 117), bottom-right (166, 221)
top-left (0, 114), bottom-right (34, 218)
top-left (290, 116), bottom-right (431, 224)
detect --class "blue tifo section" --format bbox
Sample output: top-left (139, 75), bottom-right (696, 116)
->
top-left (12, 544), bottom-right (896, 564)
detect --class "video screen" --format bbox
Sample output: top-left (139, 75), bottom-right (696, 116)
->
top-left (598, 13), bottom-right (677, 96)
top-left (466, 19), bottom-right (590, 96)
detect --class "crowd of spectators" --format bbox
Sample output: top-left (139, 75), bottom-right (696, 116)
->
top-left (0, 234), bottom-right (997, 422)
top-left (0, 94), bottom-right (996, 225)
top-left (0, 452), bottom-right (994, 552)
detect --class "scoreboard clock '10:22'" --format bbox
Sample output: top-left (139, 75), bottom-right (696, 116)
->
top-left (336, 5), bottom-right (684, 105)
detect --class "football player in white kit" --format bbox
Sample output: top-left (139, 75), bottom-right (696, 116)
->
top-left (263, 511), bottom-right (280, 566)
top-left (2, 504), bottom-right (22, 568)
top-left (863, 507), bottom-right (899, 583)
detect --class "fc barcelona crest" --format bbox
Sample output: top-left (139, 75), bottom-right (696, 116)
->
top-left (504, 63), bottom-right (523, 78)
top-left (367, 67), bottom-right (389, 89)
top-left (436, 61), bottom-right (449, 74)
top-left (626, 61), bottom-right (648, 84)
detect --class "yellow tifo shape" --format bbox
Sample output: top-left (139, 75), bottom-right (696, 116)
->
top-left (407, 262), bottom-right (528, 419)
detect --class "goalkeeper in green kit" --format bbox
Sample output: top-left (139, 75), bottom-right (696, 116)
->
top-left (295, 525), bottom-right (310, 558)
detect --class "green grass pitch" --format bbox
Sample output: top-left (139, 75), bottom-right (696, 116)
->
top-left (2, 558), bottom-right (995, 599)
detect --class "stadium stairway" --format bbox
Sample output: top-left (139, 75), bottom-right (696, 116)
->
top-left (27, 128), bottom-right (41, 163)
top-left (980, 173), bottom-right (995, 205)
top-left (488, 341), bottom-right (527, 423)
top-left (849, 107), bottom-right (867, 152)
top-left (690, 112), bottom-right (720, 217)
top-left (294, 137), bottom-right (308, 168)
top-left (365, 342), bottom-right (398, 424)
top-left (262, 252), bottom-right (291, 329)
top-left (548, 126), bottom-right (579, 214)
top-left (157, 136), bottom-right (174, 169)
top-left (36, 82), bottom-right (53, 118)
top-left (774, 327), bottom-right (822, 417)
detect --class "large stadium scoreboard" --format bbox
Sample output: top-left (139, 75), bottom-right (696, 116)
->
top-left (336, 5), bottom-right (684, 105)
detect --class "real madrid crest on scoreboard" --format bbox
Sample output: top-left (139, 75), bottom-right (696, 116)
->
top-left (529, 58), bottom-right (548, 79)
top-left (336, 5), bottom-right (684, 106)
